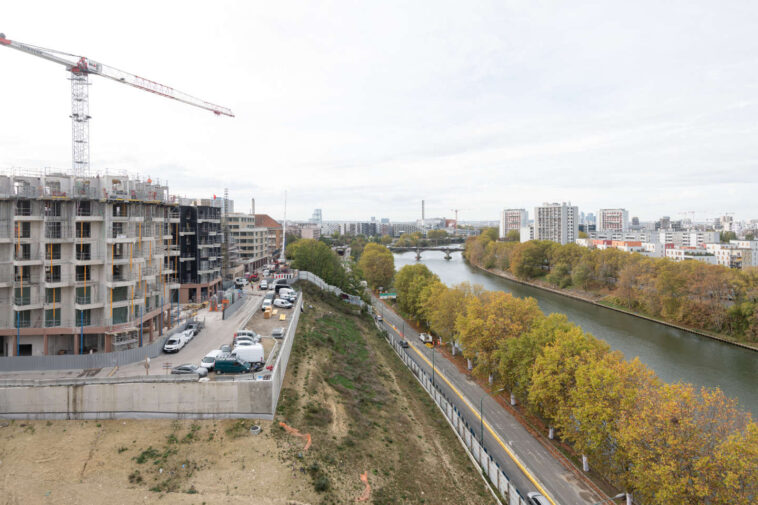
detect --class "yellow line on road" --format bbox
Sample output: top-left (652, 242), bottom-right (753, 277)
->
top-left (387, 321), bottom-right (559, 505)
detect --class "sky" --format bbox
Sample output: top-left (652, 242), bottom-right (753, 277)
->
top-left (2, 1), bottom-right (757, 222)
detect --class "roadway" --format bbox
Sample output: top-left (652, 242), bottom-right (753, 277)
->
top-left (372, 296), bottom-right (606, 505)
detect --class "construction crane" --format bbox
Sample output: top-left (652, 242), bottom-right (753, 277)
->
top-left (0, 32), bottom-right (233, 175)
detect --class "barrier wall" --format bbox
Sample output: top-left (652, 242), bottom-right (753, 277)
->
top-left (0, 375), bottom-right (272, 420)
top-left (269, 294), bottom-right (303, 414)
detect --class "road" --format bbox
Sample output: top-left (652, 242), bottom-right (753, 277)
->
top-left (372, 296), bottom-right (607, 505)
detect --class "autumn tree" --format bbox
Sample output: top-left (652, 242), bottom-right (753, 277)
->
top-left (456, 291), bottom-right (542, 379)
top-left (422, 282), bottom-right (482, 342)
top-left (617, 383), bottom-right (756, 505)
top-left (380, 234), bottom-right (393, 245)
top-left (505, 229), bottom-right (520, 242)
top-left (358, 243), bottom-right (394, 290)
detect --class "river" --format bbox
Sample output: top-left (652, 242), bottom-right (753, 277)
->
top-left (394, 250), bottom-right (758, 417)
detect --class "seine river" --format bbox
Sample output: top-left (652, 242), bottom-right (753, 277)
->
top-left (395, 250), bottom-right (758, 417)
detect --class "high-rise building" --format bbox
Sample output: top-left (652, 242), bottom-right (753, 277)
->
top-left (534, 202), bottom-right (579, 245)
top-left (0, 172), bottom-right (180, 356)
top-left (227, 213), bottom-right (270, 271)
top-left (309, 209), bottom-right (322, 226)
top-left (178, 198), bottom-right (223, 303)
top-left (499, 209), bottom-right (528, 239)
top-left (597, 208), bottom-right (629, 233)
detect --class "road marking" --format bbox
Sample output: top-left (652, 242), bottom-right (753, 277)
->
top-left (385, 318), bottom-right (559, 505)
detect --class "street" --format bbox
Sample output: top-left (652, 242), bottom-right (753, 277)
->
top-left (372, 296), bottom-right (606, 505)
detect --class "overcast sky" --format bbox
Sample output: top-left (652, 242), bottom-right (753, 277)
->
top-left (2, 1), bottom-right (757, 222)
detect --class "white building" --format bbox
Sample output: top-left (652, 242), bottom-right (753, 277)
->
top-left (665, 247), bottom-right (717, 265)
top-left (520, 225), bottom-right (535, 243)
top-left (499, 209), bottom-right (528, 239)
top-left (534, 202), bottom-right (578, 245)
top-left (597, 208), bottom-right (629, 232)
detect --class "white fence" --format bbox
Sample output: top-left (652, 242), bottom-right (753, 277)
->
top-left (386, 332), bottom-right (528, 505)
top-left (296, 271), bottom-right (365, 307)
top-left (269, 294), bottom-right (303, 413)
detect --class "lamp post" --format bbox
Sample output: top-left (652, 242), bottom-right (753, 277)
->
top-left (480, 387), bottom-right (505, 445)
top-left (590, 493), bottom-right (626, 505)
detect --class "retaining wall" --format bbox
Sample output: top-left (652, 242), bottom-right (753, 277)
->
top-left (0, 375), bottom-right (272, 420)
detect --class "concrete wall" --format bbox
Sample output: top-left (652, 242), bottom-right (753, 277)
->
top-left (0, 376), bottom-right (272, 420)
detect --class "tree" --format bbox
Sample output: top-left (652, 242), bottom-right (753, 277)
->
top-left (289, 239), bottom-right (351, 292)
top-left (422, 282), bottom-right (482, 342)
top-left (505, 229), bottom-right (520, 242)
top-left (394, 264), bottom-right (439, 319)
top-left (617, 383), bottom-right (754, 505)
top-left (456, 291), bottom-right (542, 378)
top-left (527, 328), bottom-right (609, 430)
top-left (358, 243), bottom-right (394, 290)
top-left (427, 229), bottom-right (448, 240)
top-left (482, 227), bottom-right (499, 242)
top-left (380, 234), bottom-right (393, 245)
top-left (578, 231), bottom-right (589, 238)
top-left (510, 241), bottom-right (551, 279)
top-left (495, 313), bottom-right (573, 399)
top-left (720, 230), bottom-right (738, 243)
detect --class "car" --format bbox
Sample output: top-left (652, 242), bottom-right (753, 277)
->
top-left (233, 334), bottom-right (259, 346)
top-left (200, 349), bottom-right (224, 370)
top-left (185, 322), bottom-right (200, 336)
top-left (247, 273), bottom-right (259, 282)
top-left (261, 299), bottom-right (273, 311)
top-left (260, 280), bottom-right (268, 290)
top-left (171, 364), bottom-right (208, 377)
top-left (220, 344), bottom-right (232, 353)
top-left (419, 333), bottom-right (433, 344)
top-left (233, 340), bottom-right (256, 351)
top-left (234, 329), bottom-right (260, 340)
top-left (273, 299), bottom-right (293, 308)
top-left (399, 340), bottom-right (409, 348)
top-left (235, 277), bottom-right (248, 286)
top-left (272, 327), bottom-right (285, 339)
top-left (526, 493), bottom-right (551, 505)
top-left (163, 336), bottom-right (184, 353)
top-left (214, 355), bottom-right (253, 374)
top-left (179, 329), bottom-right (195, 344)
top-left (376, 315), bottom-right (383, 322)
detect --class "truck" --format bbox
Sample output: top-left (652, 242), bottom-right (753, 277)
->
top-left (419, 333), bottom-right (434, 345)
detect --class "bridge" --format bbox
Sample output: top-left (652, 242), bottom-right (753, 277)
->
top-left (389, 246), bottom-right (464, 260)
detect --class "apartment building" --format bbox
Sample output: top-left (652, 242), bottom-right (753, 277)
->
top-left (534, 202), bottom-right (579, 245)
top-left (0, 172), bottom-right (180, 356)
top-left (254, 214), bottom-right (283, 257)
top-left (499, 209), bottom-right (528, 239)
top-left (227, 213), bottom-right (270, 270)
top-left (597, 208), bottom-right (629, 232)
top-left (177, 198), bottom-right (223, 303)
top-left (665, 247), bottom-right (717, 265)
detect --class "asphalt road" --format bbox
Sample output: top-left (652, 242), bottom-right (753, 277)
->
top-left (372, 297), bottom-right (606, 505)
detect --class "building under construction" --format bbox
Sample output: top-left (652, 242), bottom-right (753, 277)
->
top-left (0, 170), bottom-right (182, 356)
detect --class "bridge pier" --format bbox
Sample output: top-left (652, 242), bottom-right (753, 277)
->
top-left (415, 248), bottom-right (422, 261)
top-left (444, 250), bottom-right (452, 260)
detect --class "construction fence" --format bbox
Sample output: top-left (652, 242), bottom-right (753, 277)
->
top-left (386, 331), bottom-right (528, 505)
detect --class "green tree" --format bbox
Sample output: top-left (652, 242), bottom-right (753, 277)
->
top-left (358, 243), bottom-right (394, 290)
top-left (394, 264), bottom-right (439, 319)
top-left (505, 229), bottom-right (520, 242)
top-left (380, 234), bottom-right (393, 245)
top-left (427, 229), bottom-right (448, 240)
top-left (289, 239), bottom-right (351, 292)
top-left (720, 230), bottom-right (738, 243)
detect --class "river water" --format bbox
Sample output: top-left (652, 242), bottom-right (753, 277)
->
top-left (394, 250), bottom-right (758, 417)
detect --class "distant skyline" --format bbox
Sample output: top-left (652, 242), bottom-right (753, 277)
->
top-left (2, 1), bottom-right (757, 221)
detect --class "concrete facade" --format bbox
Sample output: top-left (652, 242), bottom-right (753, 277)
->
top-left (0, 172), bottom-right (180, 357)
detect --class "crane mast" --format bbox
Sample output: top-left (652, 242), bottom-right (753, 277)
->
top-left (0, 32), bottom-right (233, 176)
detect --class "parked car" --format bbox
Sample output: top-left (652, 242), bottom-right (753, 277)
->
top-left (163, 336), bottom-right (184, 353)
top-left (247, 273), bottom-right (259, 282)
top-left (215, 355), bottom-right (253, 374)
top-left (419, 333), bottom-right (433, 344)
top-left (235, 277), bottom-right (248, 287)
top-left (272, 327), bottom-right (285, 339)
top-left (399, 340), bottom-right (409, 349)
top-left (200, 349), bottom-right (224, 371)
top-left (233, 339), bottom-right (256, 350)
top-left (179, 329), bottom-right (195, 344)
top-left (234, 329), bottom-right (260, 341)
top-left (186, 322), bottom-right (200, 336)
top-left (526, 493), bottom-right (551, 505)
top-left (273, 299), bottom-right (293, 308)
top-left (260, 280), bottom-right (268, 290)
top-left (261, 299), bottom-right (273, 311)
top-left (220, 344), bottom-right (232, 353)
top-left (171, 364), bottom-right (208, 377)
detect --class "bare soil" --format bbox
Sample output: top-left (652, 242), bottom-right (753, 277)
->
top-left (0, 284), bottom-right (494, 505)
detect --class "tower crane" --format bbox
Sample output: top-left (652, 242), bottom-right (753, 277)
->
top-left (0, 33), bottom-right (233, 175)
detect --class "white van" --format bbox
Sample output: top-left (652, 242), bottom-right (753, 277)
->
top-left (200, 349), bottom-right (224, 370)
top-left (231, 343), bottom-right (265, 365)
top-left (279, 287), bottom-right (295, 298)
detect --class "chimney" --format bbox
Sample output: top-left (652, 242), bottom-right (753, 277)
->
top-left (251, 198), bottom-right (256, 225)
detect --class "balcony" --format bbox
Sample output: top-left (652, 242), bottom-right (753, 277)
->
top-left (14, 251), bottom-right (42, 265)
top-left (168, 210), bottom-right (180, 223)
top-left (14, 206), bottom-right (42, 221)
top-left (15, 317), bottom-right (42, 329)
top-left (14, 293), bottom-right (43, 309)
top-left (45, 273), bottom-right (72, 287)
top-left (45, 316), bottom-right (63, 328)
top-left (106, 271), bottom-right (135, 287)
top-left (45, 225), bottom-right (73, 241)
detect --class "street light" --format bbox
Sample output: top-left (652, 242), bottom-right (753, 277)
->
top-left (480, 387), bottom-right (505, 445)
top-left (590, 493), bottom-right (626, 505)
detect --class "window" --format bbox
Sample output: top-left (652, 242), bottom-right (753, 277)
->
top-left (14, 222), bottom-right (31, 238)
top-left (75, 309), bottom-right (92, 326)
top-left (76, 243), bottom-right (91, 260)
top-left (75, 222), bottom-right (91, 238)
top-left (45, 265), bottom-right (61, 282)
top-left (76, 200), bottom-right (91, 216)
top-left (15, 200), bottom-right (31, 216)
top-left (45, 287), bottom-right (61, 303)
top-left (76, 265), bottom-right (90, 282)
top-left (44, 200), bottom-right (62, 217)
top-left (45, 244), bottom-right (62, 260)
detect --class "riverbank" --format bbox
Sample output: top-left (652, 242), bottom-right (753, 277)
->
top-left (470, 262), bottom-right (758, 353)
